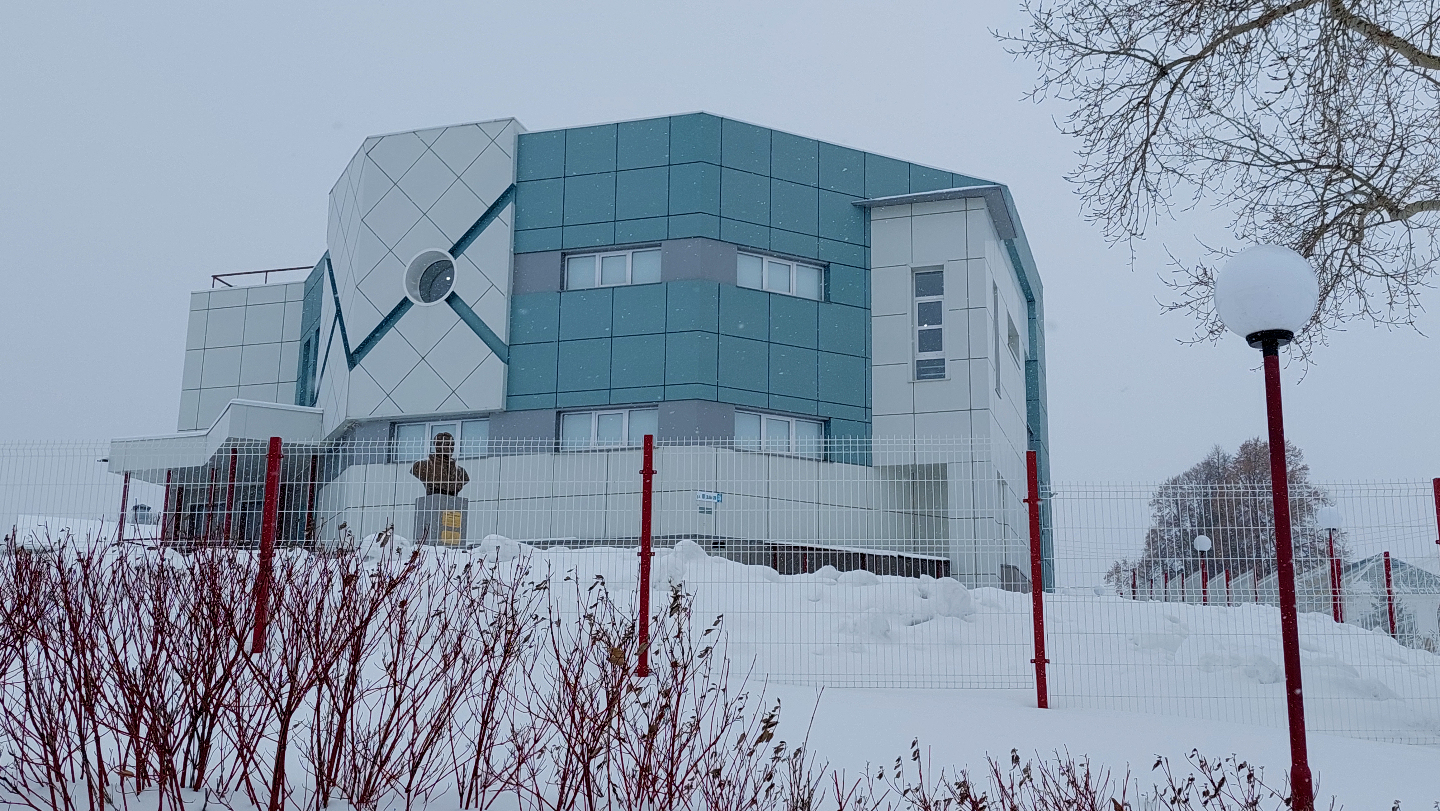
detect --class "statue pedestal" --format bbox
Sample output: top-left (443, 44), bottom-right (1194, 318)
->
top-left (414, 494), bottom-right (468, 546)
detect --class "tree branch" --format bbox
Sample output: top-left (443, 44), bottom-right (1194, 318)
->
top-left (1326, 0), bottom-right (1440, 70)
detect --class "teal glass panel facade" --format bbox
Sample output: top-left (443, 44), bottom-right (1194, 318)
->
top-left (508, 113), bottom-right (993, 441)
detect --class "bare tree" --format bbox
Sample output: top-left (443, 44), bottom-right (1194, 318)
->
top-left (1105, 438), bottom-right (1342, 594)
top-left (1002, 0), bottom-right (1440, 352)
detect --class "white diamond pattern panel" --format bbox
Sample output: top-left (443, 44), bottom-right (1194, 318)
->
top-left (431, 124), bottom-right (493, 175)
top-left (365, 187), bottom-right (425, 248)
top-left (463, 219), bottom-right (511, 296)
top-left (371, 395), bottom-right (403, 418)
top-left (367, 133), bottom-right (427, 183)
top-left (450, 255), bottom-right (495, 313)
top-left (473, 286), bottom-right (509, 343)
top-left (424, 320), bottom-right (487, 388)
top-left (391, 216), bottom-right (449, 271)
top-left (357, 157), bottom-right (395, 217)
top-left (320, 119), bottom-right (521, 428)
top-left (454, 354), bottom-right (505, 411)
top-left (343, 288), bottom-right (386, 344)
top-left (459, 144), bottom-right (511, 206)
top-left (351, 222), bottom-right (391, 281)
top-left (427, 181), bottom-right (484, 245)
top-left (481, 119), bottom-right (518, 155)
top-left (389, 359), bottom-right (451, 414)
top-left (413, 126), bottom-right (445, 146)
top-left (397, 150), bottom-right (459, 213)
top-left (346, 365), bottom-right (387, 418)
top-left (356, 254), bottom-right (406, 318)
top-left (394, 301), bottom-right (460, 358)
top-left (359, 330), bottom-right (422, 394)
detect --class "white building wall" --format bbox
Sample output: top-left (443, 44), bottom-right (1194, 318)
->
top-left (867, 196), bottom-right (1032, 587)
top-left (180, 282), bottom-right (305, 431)
top-left (317, 118), bottom-right (523, 438)
top-left (311, 446), bottom-right (985, 560)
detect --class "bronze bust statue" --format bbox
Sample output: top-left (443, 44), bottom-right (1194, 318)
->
top-left (410, 432), bottom-right (470, 496)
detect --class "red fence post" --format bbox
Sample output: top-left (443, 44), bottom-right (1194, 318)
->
top-left (1433, 478), bottom-right (1440, 554)
top-left (1383, 551), bottom-right (1397, 638)
top-left (305, 454), bottom-right (319, 543)
top-left (1201, 563), bottom-right (1209, 605)
top-left (160, 470), bottom-right (173, 542)
top-left (636, 434), bottom-right (656, 677)
top-left (203, 466), bottom-right (218, 543)
top-left (1025, 450), bottom-right (1049, 709)
top-left (224, 447), bottom-right (238, 542)
top-left (1225, 568), bottom-right (1231, 606)
top-left (251, 437), bottom-right (283, 655)
top-left (1131, 568), bottom-right (1137, 600)
top-left (117, 472), bottom-right (131, 543)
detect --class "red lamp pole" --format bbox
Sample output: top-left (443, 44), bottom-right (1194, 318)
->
top-left (1383, 551), bottom-right (1397, 637)
top-left (1327, 530), bottom-right (1343, 623)
top-left (117, 472), bottom-right (131, 543)
top-left (1026, 450), bottom-right (1049, 709)
top-left (1259, 335), bottom-right (1314, 811)
top-left (636, 434), bottom-right (656, 677)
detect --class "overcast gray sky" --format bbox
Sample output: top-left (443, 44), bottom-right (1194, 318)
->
top-left (2, 0), bottom-right (1435, 484)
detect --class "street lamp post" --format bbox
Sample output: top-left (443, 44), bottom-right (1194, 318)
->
top-left (1194, 534), bottom-right (1213, 604)
top-left (1213, 245), bottom-right (1320, 811)
top-left (1316, 506), bottom-right (1344, 623)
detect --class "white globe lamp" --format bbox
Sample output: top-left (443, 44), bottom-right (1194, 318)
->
top-left (1213, 245), bottom-right (1318, 348)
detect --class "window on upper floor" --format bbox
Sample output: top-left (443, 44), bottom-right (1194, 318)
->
top-left (565, 248), bottom-right (661, 290)
top-left (734, 411), bottom-right (824, 459)
top-left (395, 418), bottom-right (489, 462)
top-left (1007, 313), bottom-right (1022, 368)
top-left (913, 269), bottom-right (945, 381)
top-left (737, 252), bottom-right (823, 301)
top-left (992, 283), bottom-right (1002, 397)
top-left (559, 407), bottom-right (659, 450)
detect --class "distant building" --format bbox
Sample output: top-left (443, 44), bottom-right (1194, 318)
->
top-left (109, 114), bottom-right (1051, 587)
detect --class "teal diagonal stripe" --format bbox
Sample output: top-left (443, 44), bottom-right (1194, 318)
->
top-left (446, 293), bottom-right (508, 364)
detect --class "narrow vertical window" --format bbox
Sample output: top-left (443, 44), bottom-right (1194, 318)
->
top-left (992, 284), bottom-right (1002, 396)
top-left (914, 269), bottom-right (945, 380)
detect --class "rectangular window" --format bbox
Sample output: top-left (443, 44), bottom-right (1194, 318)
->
top-left (734, 411), bottom-right (824, 459)
top-left (559, 408), bottom-right (658, 450)
top-left (914, 269), bottom-right (945, 380)
top-left (394, 418), bottom-right (489, 462)
top-left (992, 284), bottom-right (1002, 397)
top-left (565, 248), bottom-right (661, 290)
top-left (297, 335), bottom-right (316, 406)
top-left (737, 252), bottom-right (823, 301)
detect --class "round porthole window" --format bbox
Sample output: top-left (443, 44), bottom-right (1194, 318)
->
top-left (404, 250), bottom-right (457, 305)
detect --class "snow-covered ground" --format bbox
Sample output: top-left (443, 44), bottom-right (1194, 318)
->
top-left (767, 686), bottom-right (1440, 808)
top-left (509, 539), bottom-right (1440, 805)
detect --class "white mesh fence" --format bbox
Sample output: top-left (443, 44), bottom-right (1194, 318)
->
top-left (1, 438), bottom-right (1436, 744)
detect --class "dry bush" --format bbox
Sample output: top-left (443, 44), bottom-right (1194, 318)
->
top-left (0, 533), bottom-right (1340, 811)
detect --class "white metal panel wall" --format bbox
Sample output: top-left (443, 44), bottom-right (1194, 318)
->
top-left (180, 282), bottom-right (305, 431)
top-left (319, 118), bottom-right (522, 438)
